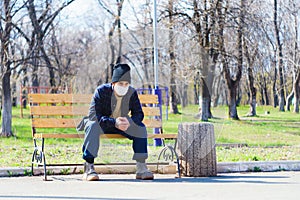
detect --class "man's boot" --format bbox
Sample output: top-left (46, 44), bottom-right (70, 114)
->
top-left (136, 162), bottom-right (154, 180)
top-left (82, 162), bottom-right (99, 181)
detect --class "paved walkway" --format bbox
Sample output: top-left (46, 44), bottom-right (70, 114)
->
top-left (0, 171), bottom-right (299, 200)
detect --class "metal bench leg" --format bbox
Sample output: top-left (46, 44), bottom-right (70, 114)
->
top-left (41, 138), bottom-right (47, 181)
top-left (31, 138), bottom-right (48, 181)
top-left (173, 139), bottom-right (181, 178)
top-left (157, 139), bottom-right (181, 178)
top-left (31, 139), bottom-right (38, 176)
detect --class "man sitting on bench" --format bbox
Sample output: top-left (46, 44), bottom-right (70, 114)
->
top-left (81, 63), bottom-right (154, 181)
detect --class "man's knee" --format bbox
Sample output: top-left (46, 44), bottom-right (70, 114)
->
top-left (85, 121), bottom-right (102, 135)
top-left (126, 125), bottom-right (147, 138)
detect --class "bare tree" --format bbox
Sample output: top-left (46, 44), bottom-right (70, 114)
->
top-left (168, 0), bottom-right (219, 120)
top-left (97, 0), bottom-right (125, 83)
top-left (220, 0), bottom-right (245, 120)
top-left (292, 8), bottom-right (300, 113)
top-left (0, 0), bottom-right (14, 136)
top-left (284, 0), bottom-right (300, 113)
top-left (26, 0), bottom-right (75, 89)
top-left (168, 0), bottom-right (179, 114)
top-left (0, 0), bottom-right (75, 137)
top-left (244, 42), bottom-right (258, 116)
top-left (274, 0), bottom-right (285, 111)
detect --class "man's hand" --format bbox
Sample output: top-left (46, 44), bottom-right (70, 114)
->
top-left (115, 117), bottom-right (130, 131)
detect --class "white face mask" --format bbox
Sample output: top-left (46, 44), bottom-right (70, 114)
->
top-left (114, 85), bottom-right (129, 96)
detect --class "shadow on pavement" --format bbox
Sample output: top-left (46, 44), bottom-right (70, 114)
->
top-left (49, 174), bottom-right (291, 185)
top-left (0, 196), bottom-right (144, 200)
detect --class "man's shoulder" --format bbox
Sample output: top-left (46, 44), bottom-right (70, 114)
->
top-left (96, 83), bottom-right (112, 91)
top-left (93, 83), bottom-right (112, 99)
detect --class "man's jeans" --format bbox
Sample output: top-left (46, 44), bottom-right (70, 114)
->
top-left (82, 120), bottom-right (148, 163)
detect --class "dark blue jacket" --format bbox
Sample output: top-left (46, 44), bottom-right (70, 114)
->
top-left (90, 83), bottom-right (144, 130)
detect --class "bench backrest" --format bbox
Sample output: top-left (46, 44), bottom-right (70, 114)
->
top-left (28, 93), bottom-right (162, 137)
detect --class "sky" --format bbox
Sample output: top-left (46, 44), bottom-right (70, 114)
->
top-left (62, 0), bottom-right (99, 24)
top-left (61, 0), bottom-right (149, 30)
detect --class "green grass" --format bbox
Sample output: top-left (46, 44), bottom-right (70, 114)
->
top-left (0, 105), bottom-right (299, 168)
top-left (164, 104), bottom-right (300, 147)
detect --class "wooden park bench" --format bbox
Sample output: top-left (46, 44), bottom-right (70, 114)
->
top-left (28, 93), bottom-right (180, 180)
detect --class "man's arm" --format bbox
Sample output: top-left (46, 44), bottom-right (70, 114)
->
top-left (93, 86), bottom-right (116, 129)
top-left (129, 90), bottom-right (144, 125)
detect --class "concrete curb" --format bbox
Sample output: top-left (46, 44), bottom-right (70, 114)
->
top-left (217, 161), bottom-right (300, 173)
top-left (1, 161), bottom-right (300, 177)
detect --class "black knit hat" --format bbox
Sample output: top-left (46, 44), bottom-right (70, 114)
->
top-left (112, 63), bottom-right (131, 83)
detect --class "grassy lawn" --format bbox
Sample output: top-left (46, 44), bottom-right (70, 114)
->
top-left (0, 104), bottom-right (299, 168)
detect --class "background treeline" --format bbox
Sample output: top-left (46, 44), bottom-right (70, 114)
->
top-left (0, 0), bottom-right (299, 136)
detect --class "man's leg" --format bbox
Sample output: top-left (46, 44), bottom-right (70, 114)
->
top-left (103, 122), bottom-right (149, 162)
top-left (82, 120), bottom-right (102, 181)
top-left (123, 123), bottom-right (154, 180)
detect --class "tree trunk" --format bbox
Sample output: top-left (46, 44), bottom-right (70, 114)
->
top-left (168, 0), bottom-right (179, 114)
top-left (192, 0), bottom-right (215, 119)
top-left (259, 86), bottom-right (265, 105)
top-left (258, 74), bottom-right (265, 105)
top-left (286, 91), bottom-right (294, 111)
top-left (274, 0), bottom-right (285, 111)
top-left (108, 35), bottom-right (115, 79)
top-left (107, 22), bottom-right (115, 83)
top-left (248, 66), bottom-right (257, 116)
top-left (244, 40), bottom-right (257, 116)
top-left (21, 68), bottom-right (29, 108)
top-left (222, 0), bottom-right (244, 120)
top-left (0, 0), bottom-right (13, 137)
top-left (200, 48), bottom-right (212, 121)
top-left (272, 59), bottom-right (278, 107)
top-left (277, 58), bottom-right (285, 111)
top-left (203, 0), bottom-right (214, 119)
top-left (206, 63), bottom-right (214, 118)
top-left (40, 47), bottom-right (56, 88)
top-left (212, 75), bottom-right (221, 107)
top-left (181, 83), bottom-right (188, 108)
top-left (228, 82), bottom-right (239, 119)
top-left (200, 78), bottom-right (210, 121)
top-left (116, 0), bottom-right (123, 63)
top-left (292, 10), bottom-right (299, 113)
top-left (1, 72), bottom-right (12, 137)
top-left (294, 71), bottom-right (300, 113)
top-left (32, 65), bottom-right (39, 89)
top-left (194, 71), bottom-right (200, 105)
top-left (263, 75), bottom-right (270, 105)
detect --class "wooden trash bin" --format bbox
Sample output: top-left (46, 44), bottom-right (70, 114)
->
top-left (178, 122), bottom-right (217, 177)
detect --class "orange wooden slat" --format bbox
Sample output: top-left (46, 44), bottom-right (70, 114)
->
top-left (100, 133), bottom-right (177, 139)
top-left (142, 107), bottom-right (160, 116)
top-left (32, 118), bottom-right (161, 129)
top-left (28, 94), bottom-right (92, 104)
top-left (34, 133), bottom-right (177, 139)
top-left (147, 133), bottom-right (177, 139)
top-left (100, 134), bottom-right (127, 139)
top-left (34, 133), bottom-right (85, 139)
top-left (30, 106), bottom-right (89, 116)
top-left (30, 106), bottom-right (159, 117)
top-left (32, 118), bottom-right (81, 128)
top-left (138, 94), bottom-right (158, 104)
top-left (142, 119), bottom-right (162, 128)
top-left (36, 133), bottom-right (128, 139)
